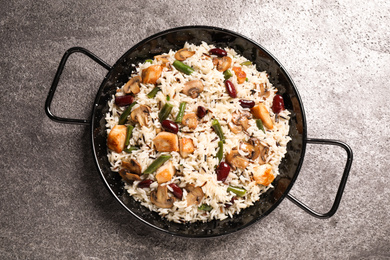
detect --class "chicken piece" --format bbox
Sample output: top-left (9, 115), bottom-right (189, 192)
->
top-left (142, 65), bottom-right (163, 84)
top-left (107, 125), bottom-right (127, 153)
top-left (251, 103), bottom-right (274, 130)
top-left (155, 161), bottom-right (176, 183)
top-left (232, 67), bottom-right (246, 84)
top-left (253, 164), bottom-right (275, 186)
top-left (179, 137), bottom-right (195, 158)
top-left (153, 132), bottom-right (179, 152)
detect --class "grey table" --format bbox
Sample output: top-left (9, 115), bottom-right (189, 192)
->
top-left (1, 0), bottom-right (389, 259)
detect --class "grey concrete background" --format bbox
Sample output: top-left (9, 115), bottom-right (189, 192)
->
top-left (1, 0), bottom-right (389, 259)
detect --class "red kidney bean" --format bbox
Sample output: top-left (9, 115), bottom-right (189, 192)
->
top-left (138, 179), bottom-right (153, 188)
top-left (169, 183), bottom-right (183, 199)
top-left (239, 99), bottom-right (255, 108)
top-left (209, 48), bottom-right (227, 57)
top-left (161, 120), bottom-right (179, 134)
top-left (115, 95), bottom-right (134, 106)
top-left (216, 162), bottom-right (230, 182)
top-left (272, 94), bottom-right (285, 114)
top-left (225, 80), bottom-right (237, 98)
top-left (225, 196), bottom-right (237, 208)
top-left (196, 106), bottom-right (208, 119)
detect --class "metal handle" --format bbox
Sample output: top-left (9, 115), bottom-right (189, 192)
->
top-left (286, 138), bottom-right (353, 218)
top-left (45, 47), bottom-right (112, 125)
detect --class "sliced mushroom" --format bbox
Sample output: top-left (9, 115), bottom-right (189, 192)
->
top-left (231, 111), bottom-right (252, 131)
top-left (185, 184), bottom-right (204, 206)
top-left (107, 125), bottom-right (127, 153)
top-left (179, 137), bottom-right (195, 158)
top-left (225, 149), bottom-right (249, 170)
top-left (182, 80), bottom-right (204, 98)
top-left (240, 138), bottom-right (263, 160)
top-left (258, 145), bottom-right (269, 165)
top-left (142, 65), bottom-right (163, 84)
top-left (119, 169), bottom-right (141, 184)
top-left (123, 76), bottom-right (141, 94)
top-left (130, 105), bottom-right (151, 127)
top-left (253, 164), bottom-right (274, 186)
top-left (228, 122), bottom-right (242, 134)
top-left (175, 48), bottom-right (195, 61)
top-left (182, 113), bottom-right (198, 129)
top-left (150, 185), bottom-right (175, 208)
top-left (156, 161), bottom-right (176, 183)
top-left (251, 103), bottom-right (273, 130)
top-left (153, 132), bottom-right (179, 152)
top-left (212, 56), bottom-right (232, 72)
top-left (122, 159), bottom-right (142, 175)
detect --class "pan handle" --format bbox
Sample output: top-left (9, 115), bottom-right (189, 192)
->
top-left (45, 47), bottom-right (112, 125)
top-left (286, 138), bottom-right (353, 218)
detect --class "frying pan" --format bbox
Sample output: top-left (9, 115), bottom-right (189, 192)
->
top-left (45, 26), bottom-right (353, 237)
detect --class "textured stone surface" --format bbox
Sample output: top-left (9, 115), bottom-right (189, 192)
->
top-left (1, 0), bottom-right (389, 259)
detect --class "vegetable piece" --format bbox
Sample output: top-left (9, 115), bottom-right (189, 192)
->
top-left (182, 113), bottom-right (198, 129)
top-left (161, 119), bottom-right (179, 134)
top-left (147, 86), bottom-right (161, 98)
top-left (158, 103), bottom-right (173, 122)
top-left (145, 59), bottom-right (153, 64)
top-left (225, 80), bottom-right (237, 98)
top-left (119, 169), bottom-right (141, 183)
top-left (124, 125), bottom-right (134, 147)
top-left (123, 76), bottom-right (141, 94)
top-left (150, 185), bottom-right (175, 208)
top-left (156, 161), bottom-right (176, 183)
top-left (209, 48), bottom-right (227, 57)
top-left (227, 186), bottom-right (247, 197)
top-left (138, 179), bottom-right (153, 188)
top-left (130, 105), bottom-right (151, 127)
top-left (216, 161), bottom-right (230, 182)
top-left (240, 61), bottom-right (252, 66)
top-left (225, 149), bottom-right (249, 170)
top-left (122, 159), bottom-right (142, 175)
top-left (256, 119), bottom-right (266, 133)
top-left (196, 106), bottom-right (208, 119)
top-left (223, 69), bottom-right (233, 80)
top-left (175, 48), bottom-right (195, 61)
top-left (107, 125), bottom-right (127, 153)
top-left (253, 164), bottom-right (275, 186)
top-left (198, 204), bottom-right (213, 211)
top-left (166, 95), bottom-right (170, 101)
top-left (124, 146), bottom-right (139, 153)
top-left (175, 102), bottom-right (187, 123)
top-left (212, 56), bottom-right (232, 72)
top-left (169, 183), bottom-right (183, 199)
top-left (228, 122), bottom-right (242, 134)
top-left (142, 65), bottom-right (163, 84)
top-left (239, 138), bottom-right (262, 160)
top-left (185, 184), bottom-right (204, 206)
top-left (179, 137), bottom-right (195, 158)
top-left (153, 132), bottom-right (179, 152)
top-left (231, 111), bottom-right (252, 131)
top-left (172, 60), bottom-right (194, 75)
top-left (251, 103), bottom-right (273, 130)
top-left (182, 80), bottom-right (204, 98)
top-left (154, 54), bottom-right (170, 67)
top-left (232, 67), bottom-right (246, 84)
top-left (118, 101), bottom-right (137, 125)
top-left (115, 95), bottom-right (134, 107)
top-left (211, 119), bottom-right (225, 143)
top-left (239, 99), bottom-right (255, 108)
top-left (143, 154), bottom-right (172, 174)
top-left (216, 141), bottom-right (223, 163)
top-left (272, 94), bottom-right (285, 114)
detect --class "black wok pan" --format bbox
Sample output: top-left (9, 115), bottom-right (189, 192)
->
top-left (45, 26), bottom-right (353, 237)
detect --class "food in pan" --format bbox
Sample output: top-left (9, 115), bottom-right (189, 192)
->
top-left (105, 42), bottom-right (290, 223)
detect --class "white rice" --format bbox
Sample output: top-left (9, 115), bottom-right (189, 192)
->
top-left (105, 42), bottom-right (291, 223)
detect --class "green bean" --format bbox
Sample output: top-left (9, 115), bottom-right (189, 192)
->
top-left (143, 154), bottom-right (172, 174)
top-left (198, 204), bottom-right (213, 211)
top-left (173, 60), bottom-right (194, 75)
top-left (211, 119), bottom-right (225, 143)
top-left (145, 59), bottom-right (153, 64)
top-left (158, 103), bottom-right (173, 122)
top-left (124, 125), bottom-right (134, 147)
top-left (227, 186), bottom-right (246, 197)
top-left (118, 102), bottom-right (137, 125)
top-left (240, 61), bottom-right (252, 66)
top-left (223, 69), bottom-right (233, 80)
top-left (175, 102), bottom-right (187, 123)
top-left (256, 119), bottom-right (266, 133)
top-left (147, 86), bottom-right (161, 98)
top-left (216, 141), bottom-right (223, 163)
top-left (124, 146), bottom-right (139, 153)
top-left (166, 95), bottom-right (170, 101)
